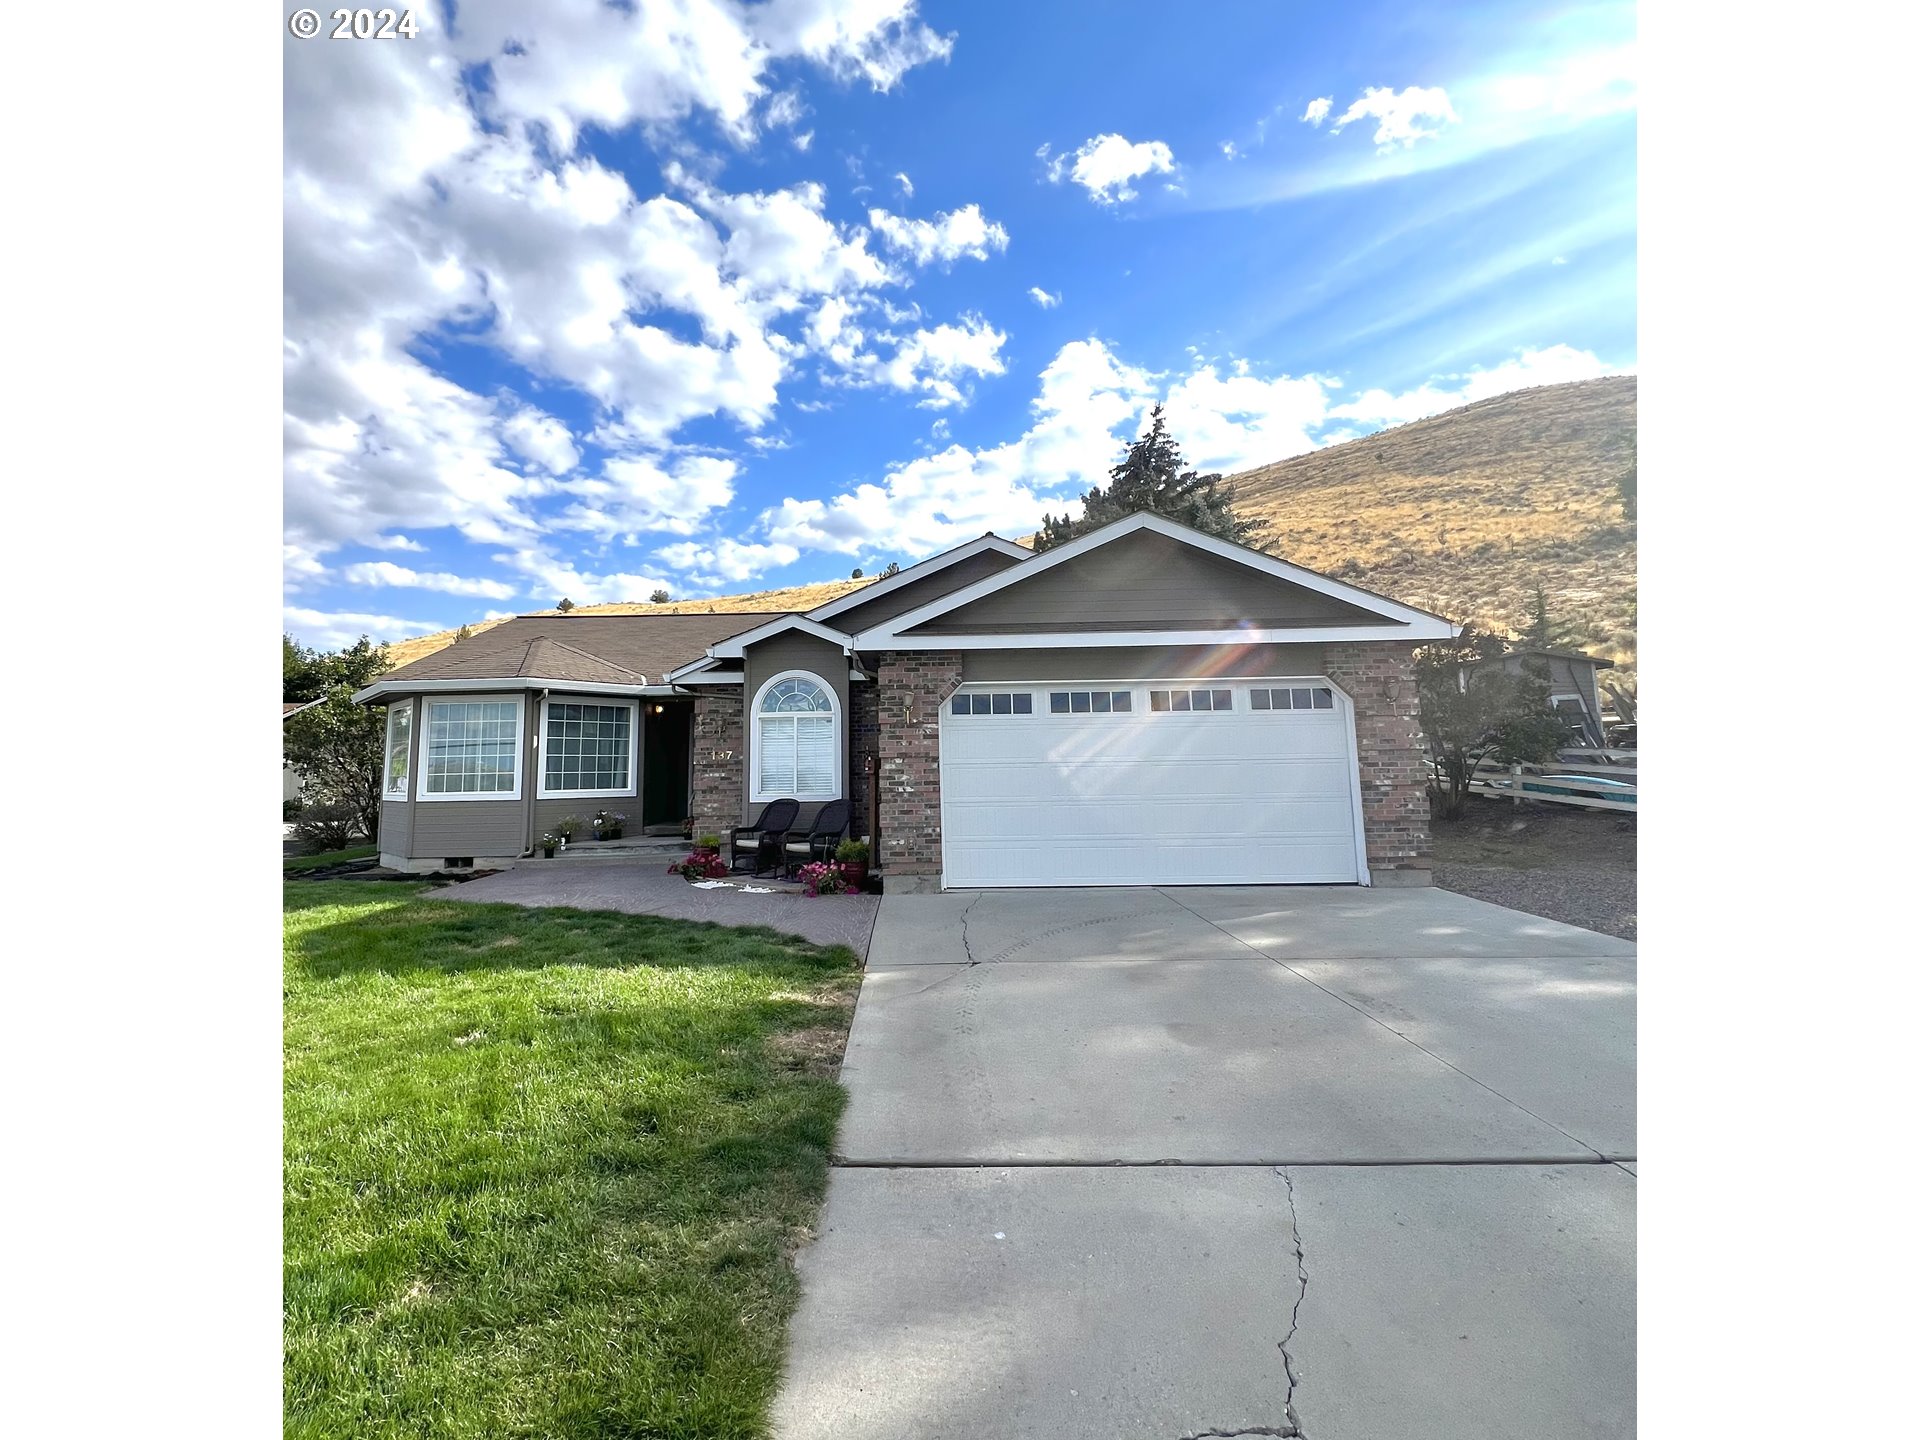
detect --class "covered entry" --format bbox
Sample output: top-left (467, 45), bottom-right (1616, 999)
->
top-left (938, 678), bottom-right (1366, 888)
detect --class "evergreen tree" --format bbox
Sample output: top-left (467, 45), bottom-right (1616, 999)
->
top-left (1035, 405), bottom-right (1267, 553)
top-left (453, 624), bottom-right (472, 643)
top-left (850, 567), bottom-right (864, 579)
top-left (880, 561), bottom-right (900, 577)
top-left (1517, 584), bottom-right (1573, 650)
top-left (555, 598), bottom-right (576, 612)
top-left (649, 589), bottom-right (671, 603)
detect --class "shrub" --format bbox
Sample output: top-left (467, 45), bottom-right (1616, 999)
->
top-left (834, 838), bottom-right (870, 864)
top-left (291, 800), bottom-right (359, 854)
top-left (795, 861), bottom-right (858, 896)
top-left (553, 815), bottom-right (583, 841)
top-left (282, 797), bottom-right (305, 822)
top-left (668, 844), bottom-right (729, 881)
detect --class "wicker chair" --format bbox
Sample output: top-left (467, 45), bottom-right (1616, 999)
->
top-left (779, 800), bottom-right (851, 876)
top-left (730, 799), bottom-right (800, 875)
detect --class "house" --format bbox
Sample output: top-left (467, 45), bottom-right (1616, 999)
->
top-left (283, 698), bottom-right (321, 807)
top-left (354, 513), bottom-right (1458, 888)
top-left (1464, 646), bottom-right (1616, 748)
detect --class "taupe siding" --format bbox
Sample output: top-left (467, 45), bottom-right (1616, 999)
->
top-left (962, 643), bottom-right (1329, 683)
top-left (910, 530), bottom-right (1393, 634)
top-left (740, 632), bottom-right (851, 827)
top-left (409, 692), bottom-right (536, 860)
top-left (831, 549), bottom-right (1025, 634)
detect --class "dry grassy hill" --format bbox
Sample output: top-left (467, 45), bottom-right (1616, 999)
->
top-left (386, 576), bottom-right (877, 669)
top-left (1227, 375), bottom-right (1637, 685)
top-left (387, 377), bottom-right (1636, 689)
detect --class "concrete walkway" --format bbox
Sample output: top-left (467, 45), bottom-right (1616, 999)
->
top-left (437, 861), bottom-right (881, 956)
top-left (775, 886), bottom-right (1635, 1439)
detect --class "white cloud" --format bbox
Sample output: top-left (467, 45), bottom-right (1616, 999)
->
top-left (793, 130), bottom-right (815, 151)
top-left (1028, 286), bottom-right (1061, 308)
top-left (868, 316), bottom-right (1009, 408)
top-left (365, 534), bottom-right (427, 552)
top-left (1331, 85), bottom-right (1460, 149)
top-left (1045, 133), bottom-right (1177, 205)
top-left (1220, 140), bottom-right (1242, 159)
top-left (868, 203), bottom-right (1010, 264)
top-left (1160, 366), bottom-right (1338, 476)
top-left (1328, 344), bottom-right (1621, 429)
top-left (552, 453), bottom-right (740, 540)
top-left (285, 605), bottom-right (442, 651)
top-left (496, 548), bottom-right (677, 608)
top-left (894, 171), bottom-right (914, 197)
top-left (341, 561), bottom-right (520, 599)
top-left (1302, 97), bottom-right (1333, 126)
top-left (500, 407), bottom-right (580, 475)
top-left (654, 536), bottom-right (802, 585)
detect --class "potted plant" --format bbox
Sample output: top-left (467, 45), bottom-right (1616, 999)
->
top-left (668, 835), bottom-right (729, 883)
top-left (796, 860), bottom-right (858, 896)
top-left (553, 815), bottom-right (582, 849)
top-left (594, 809), bottom-right (627, 840)
top-left (590, 813), bottom-right (607, 841)
top-left (834, 838), bottom-right (870, 890)
top-left (538, 833), bottom-right (559, 859)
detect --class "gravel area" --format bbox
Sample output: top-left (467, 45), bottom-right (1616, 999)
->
top-left (1431, 799), bottom-right (1636, 942)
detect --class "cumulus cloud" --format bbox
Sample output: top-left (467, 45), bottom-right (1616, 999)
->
top-left (1331, 85), bottom-right (1460, 149)
top-left (341, 561), bottom-right (520, 599)
top-left (859, 315), bottom-right (1009, 408)
top-left (285, 606), bottom-right (442, 652)
top-left (1029, 286), bottom-right (1061, 308)
top-left (551, 453), bottom-right (740, 540)
top-left (1327, 344), bottom-right (1620, 429)
top-left (1302, 97), bottom-right (1333, 126)
top-left (868, 203), bottom-right (1010, 265)
top-left (496, 547), bottom-right (677, 608)
top-left (654, 536), bottom-right (802, 585)
top-left (1043, 133), bottom-right (1177, 204)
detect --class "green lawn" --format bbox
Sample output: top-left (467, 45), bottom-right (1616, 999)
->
top-left (284, 882), bottom-right (860, 1439)
top-left (283, 844), bottom-right (379, 871)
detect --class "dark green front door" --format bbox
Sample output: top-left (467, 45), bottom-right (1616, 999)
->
top-left (641, 703), bottom-right (693, 828)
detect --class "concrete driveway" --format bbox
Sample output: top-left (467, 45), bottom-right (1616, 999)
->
top-left (775, 886), bottom-right (1635, 1439)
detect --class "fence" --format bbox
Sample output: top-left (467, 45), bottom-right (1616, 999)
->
top-left (1438, 753), bottom-right (1639, 813)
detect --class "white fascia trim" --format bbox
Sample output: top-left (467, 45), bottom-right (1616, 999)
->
top-left (805, 534), bottom-right (1032, 623)
top-left (863, 622), bottom-right (1455, 650)
top-left (705, 613), bottom-right (853, 660)
top-left (851, 511), bottom-right (1458, 649)
top-left (355, 676), bottom-right (647, 703)
top-left (663, 655), bottom-right (737, 685)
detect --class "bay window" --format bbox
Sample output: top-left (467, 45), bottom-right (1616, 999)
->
top-left (421, 697), bottom-right (523, 799)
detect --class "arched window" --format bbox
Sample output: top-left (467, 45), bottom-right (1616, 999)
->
top-left (753, 672), bottom-right (839, 800)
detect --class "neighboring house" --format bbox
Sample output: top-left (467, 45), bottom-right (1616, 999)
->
top-left (355, 513), bottom-right (1457, 888)
top-left (282, 699), bottom-right (320, 806)
top-left (1464, 646), bottom-right (1615, 748)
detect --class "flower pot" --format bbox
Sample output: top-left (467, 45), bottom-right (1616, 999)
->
top-left (841, 861), bottom-right (869, 890)
top-left (541, 846), bottom-right (556, 858)
top-left (607, 828), bottom-right (623, 840)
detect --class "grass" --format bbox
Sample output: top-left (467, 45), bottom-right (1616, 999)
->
top-left (283, 844), bottom-right (379, 871)
top-left (284, 882), bottom-right (861, 1439)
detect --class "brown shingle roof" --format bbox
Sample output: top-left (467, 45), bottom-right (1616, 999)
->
top-left (377, 612), bottom-right (784, 687)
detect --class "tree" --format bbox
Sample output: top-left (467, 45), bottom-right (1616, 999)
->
top-left (1415, 625), bottom-right (1574, 821)
top-left (880, 561), bottom-right (900, 578)
top-left (649, 588), bottom-right (671, 603)
top-left (284, 634), bottom-right (326, 703)
top-left (850, 567), bottom-right (864, 579)
top-left (556, 598), bottom-right (576, 612)
top-left (453, 624), bottom-right (472, 643)
top-left (1517, 584), bottom-right (1574, 650)
top-left (283, 637), bottom-right (393, 843)
top-left (1035, 405), bottom-right (1267, 553)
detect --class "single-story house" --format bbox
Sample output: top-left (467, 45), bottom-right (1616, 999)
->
top-left (1464, 646), bottom-right (1615, 748)
top-left (354, 512), bottom-right (1458, 888)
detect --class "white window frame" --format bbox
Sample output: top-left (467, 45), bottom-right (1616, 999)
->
top-left (418, 694), bottom-right (525, 803)
top-left (750, 669), bottom-right (841, 803)
top-left (383, 699), bottom-right (414, 802)
top-left (536, 698), bottom-right (639, 800)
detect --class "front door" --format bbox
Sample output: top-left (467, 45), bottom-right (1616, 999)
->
top-left (641, 702), bottom-right (693, 828)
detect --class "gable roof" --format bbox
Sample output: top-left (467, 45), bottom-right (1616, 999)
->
top-left (849, 511), bottom-right (1458, 649)
top-left (805, 534), bottom-right (1030, 624)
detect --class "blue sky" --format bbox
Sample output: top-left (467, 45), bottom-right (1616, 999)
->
top-left (283, 0), bottom-right (1636, 650)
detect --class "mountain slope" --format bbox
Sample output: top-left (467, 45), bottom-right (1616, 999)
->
top-left (1227, 375), bottom-right (1636, 679)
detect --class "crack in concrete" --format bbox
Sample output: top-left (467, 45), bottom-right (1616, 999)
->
top-left (958, 892), bottom-right (982, 965)
top-left (1277, 1167), bottom-right (1309, 1439)
top-left (1173, 1426), bottom-right (1296, 1439)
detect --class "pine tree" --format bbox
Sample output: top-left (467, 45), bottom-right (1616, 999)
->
top-left (1035, 405), bottom-right (1267, 553)
top-left (649, 589), bottom-right (671, 603)
top-left (555, 598), bottom-right (575, 612)
top-left (453, 624), bottom-right (472, 643)
top-left (850, 567), bottom-right (864, 579)
top-left (1517, 584), bottom-right (1573, 650)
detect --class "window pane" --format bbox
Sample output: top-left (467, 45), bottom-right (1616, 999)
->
top-left (794, 715), bottom-right (834, 795)
top-left (424, 700), bottom-right (518, 794)
top-left (1313, 688), bottom-right (1334, 709)
top-left (544, 702), bottom-right (630, 792)
top-left (1150, 690), bottom-right (1169, 712)
top-left (1273, 688), bottom-right (1293, 709)
top-left (759, 715), bottom-right (796, 793)
top-left (1172, 691), bottom-right (1191, 711)
top-left (1112, 691), bottom-right (1132, 713)
top-left (1090, 691), bottom-right (1111, 713)
top-left (1012, 693), bottom-right (1032, 714)
top-left (1292, 688), bottom-right (1313, 709)
top-left (991, 693), bottom-right (1013, 715)
top-left (764, 678), bottom-right (831, 713)
top-left (1212, 689), bottom-right (1233, 711)
top-left (1191, 689), bottom-right (1212, 711)
top-left (952, 694), bottom-right (971, 715)
top-left (1250, 688), bottom-right (1270, 710)
top-left (1070, 692), bottom-right (1091, 713)
top-left (1050, 692), bottom-right (1069, 713)
top-left (385, 703), bottom-right (412, 795)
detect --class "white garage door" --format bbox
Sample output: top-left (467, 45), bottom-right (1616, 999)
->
top-left (940, 679), bottom-right (1364, 888)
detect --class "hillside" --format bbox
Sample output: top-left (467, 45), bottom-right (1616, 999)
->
top-left (385, 576), bottom-right (877, 669)
top-left (1226, 375), bottom-right (1637, 686)
top-left (387, 377), bottom-right (1636, 691)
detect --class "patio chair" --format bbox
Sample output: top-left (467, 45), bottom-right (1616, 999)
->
top-left (730, 798), bottom-right (800, 875)
top-left (779, 800), bottom-right (851, 877)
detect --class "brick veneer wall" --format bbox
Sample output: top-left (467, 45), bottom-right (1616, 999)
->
top-left (1324, 641), bottom-right (1432, 876)
top-left (848, 680), bottom-right (879, 841)
top-left (690, 691), bottom-right (744, 840)
top-left (874, 650), bottom-right (963, 877)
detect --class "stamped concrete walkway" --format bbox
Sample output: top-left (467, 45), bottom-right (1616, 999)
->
top-left (775, 886), bottom-right (1635, 1440)
top-left (437, 861), bottom-right (881, 956)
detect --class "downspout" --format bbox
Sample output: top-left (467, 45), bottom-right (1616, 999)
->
top-left (524, 688), bottom-right (548, 857)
